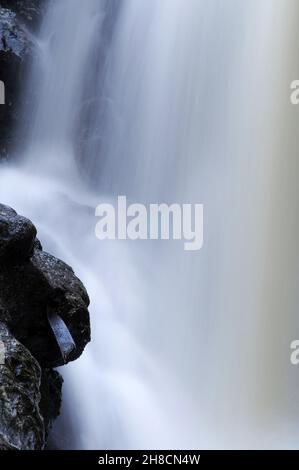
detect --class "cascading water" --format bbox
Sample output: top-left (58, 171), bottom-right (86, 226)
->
top-left (1, 0), bottom-right (299, 449)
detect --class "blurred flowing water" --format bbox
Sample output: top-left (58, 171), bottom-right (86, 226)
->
top-left (1, 0), bottom-right (299, 449)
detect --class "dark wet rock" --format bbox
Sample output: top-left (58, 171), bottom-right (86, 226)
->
top-left (0, 249), bottom-right (91, 368)
top-left (0, 203), bottom-right (90, 449)
top-left (0, 204), bottom-right (90, 368)
top-left (0, 1), bottom-right (45, 159)
top-left (39, 369), bottom-right (63, 439)
top-left (0, 203), bottom-right (37, 264)
top-left (0, 322), bottom-right (44, 450)
top-left (0, 7), bottom-right (33, 159)
top-left (0, 0), bottom-right (45, 29)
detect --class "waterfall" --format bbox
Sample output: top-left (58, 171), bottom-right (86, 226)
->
top-left (1, 0), bottom-right (299, 449)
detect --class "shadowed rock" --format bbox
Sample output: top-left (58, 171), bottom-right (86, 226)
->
top-left (0, 204), bottom-right (90, 367)
top-left (39, 369), bottom-right (63, 441)
top-left (0, 203), bottom-right (90, 448)
top-left (0, 322), bottom-right (44, 450)
top-left (0, 204), bottom-right (36, 264)
top-left (0, 6), bottom-right (33, 159)
top-left (0, 1), bottom-right (46, 159)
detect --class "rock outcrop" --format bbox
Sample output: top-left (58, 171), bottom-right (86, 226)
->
top-left (0, 204), bottom-right (91, 449)
top-left (0, 0), bottom-right (45, 159)
top-left (0, 204), bottom-right (90, 368)
top-left (0, 1), bottom-right (45, 28)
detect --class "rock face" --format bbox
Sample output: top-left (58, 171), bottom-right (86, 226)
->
top-left (0, 0), bottom-right (45, 159)
top-left (0, 322), bottom-right (44, 450)
top-left (0, 1), bottom-right (45, 27)
top-left (0, 204), bottom-right (91, 449)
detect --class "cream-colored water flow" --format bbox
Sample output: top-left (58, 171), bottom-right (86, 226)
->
top-left (1, 0), bottom-right (299, 449)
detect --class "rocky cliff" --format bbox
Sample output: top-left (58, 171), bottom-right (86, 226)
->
top-left (0, 204), bottom-right (90, 449)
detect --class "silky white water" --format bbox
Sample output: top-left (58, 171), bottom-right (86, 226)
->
top-left (1, 0), bottom-right (299, 448)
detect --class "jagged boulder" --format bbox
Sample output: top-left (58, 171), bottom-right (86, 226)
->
top-left (39, 369), bottom-right (63, 440)
top-left (0, 7), bottom-right (33, 159)
top-left (0, 203), bottom-right (90, 449)
top-left (0, 204), bottom-right (91, 368)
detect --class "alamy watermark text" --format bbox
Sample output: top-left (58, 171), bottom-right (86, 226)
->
top-left (95, 196), bottom-right (204, 251)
